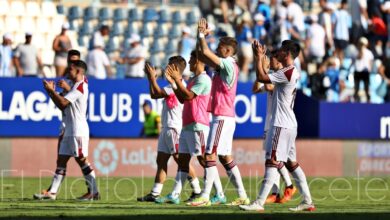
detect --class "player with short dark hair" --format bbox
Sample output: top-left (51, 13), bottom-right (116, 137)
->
top-left (156, 50), bottom-right (211, 205)
top-left (240, 40), bottom-right (314, 212)
top-left (137, 55), bottom-right (202, 202)
top-left (34, 60), bottom-right (99, 201)
top-left (187, 18), bottom-right (249, 207)
top-left (252, 50), bottom-right (297, 204)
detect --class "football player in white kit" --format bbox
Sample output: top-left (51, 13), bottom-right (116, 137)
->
top-left (252, 50), bottom-right (297, 204)
top-left (137, 56), bottom-right (202, 202)
top-left (240, 40), bottom-right (315, 212)
top-left (41, 50), bottom-right (90, 196)
top-left (34, 60), bottom-right (99, 201)
top-left (155, 50), bottom-right (211, 205)
top-left (188, 18), bottom-right (249, 207)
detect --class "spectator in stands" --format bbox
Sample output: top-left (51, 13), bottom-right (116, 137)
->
top-left (323, 57), bottom-right (340, 102)
top-left (13, 32), bottom-right (43, 77)
top-left (52, 23), bottom-right (72, 77)
top-left (332, 0), bottom-right (351, 64)
top-left (305, 14), bottom-right (326, 66)
top-left (140, 102), bottom-right (161, 138)
top-left (339, 79), bottom-right (354, 102)
top-left (353, 37), bottom-right (374, 102)
top-left (383, 1), bottom-right (390, 50)
top-left (178, 26), bottom-right (196, 76)
top-left (255, 0), bottom-right (271, 30)
top-left (89, 24), bottom-right (110, 51)
top-left (368, 11), bottom-right (387, 49)
top-left (253, 13), bottom-right (267, 44)
top-left (273, 2), bottom-right (290, 45)
top-left (0, 33), bottom-right (14, 77)
top-left (319, 2), bottom-right (335, 57)
top-left (378, 58), bottom-right (390, 102)
top-left (283, 0), bottom-right (305, 41)
top-left (367, 0), bottom-right (383, 19)
top-left (236, 12), bottom-right (253, 81)
top-left (119, 34), bottom-right (146, 78)
top-left (350, 0), bottom-right (368, 44)
top-left (86, 40), bottom-right (112, 79)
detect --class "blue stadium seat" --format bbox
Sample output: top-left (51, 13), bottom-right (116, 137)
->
top-left (68, 6), bottom-right (82, 20)
top-left (169, 25), bottom-right (181, 39)
top-left (124, 22), bottom-right (139, 39)
top-left (84, 6), bottom-right (98, 21)
top-left (113, 8), bottom-right (126, 21)
top-left (143, 8), bottom-right (158, 23)
top-left (165, 39), bottom-right (178, 55)
top-left (141, 23), bottom-right (153, 38)
top-left (158, 8), bottom-right (171, 23)
top-left (172, 11), bottom-right (183, 24)
top-left (154, 24), bottom-right (168, 38)
top-left (105, 37), bottom-right (119, 53)
top-left (69, 20), bottom-right (78, 31)
top-left (150, 40), bottom-right (163, 54)
top-left (186, 11), bottom-right (197, 25)
top-left (56, 4), bottom-right (65, 15)
top-left (149, 54), bottom-right (162, 68)
top-left (80, 22), bottom-right (93, 36)
top-left (99, 8), bottom-right (112, 22)
top-left (111, 22), bottom-right (124, 36)
top-left (77, 36), bottom-right (89, 47)
top-left (128, 8), bottom-right (141, 22)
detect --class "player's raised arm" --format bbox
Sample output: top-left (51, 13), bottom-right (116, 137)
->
top-left (166, 65), bottom-right (196, 101)
top-left (43, 80), bottom-right (70, 110)
top-left (253, 40), bottom-right (271, 83)
top-left (145, 62), bottom-right (167, 99)
top-left (197, 18), bottom-right (220, 68)
top-left (57, 79), bottom-right (71, 93)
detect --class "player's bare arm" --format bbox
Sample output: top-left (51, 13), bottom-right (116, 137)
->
top-left (166, 65), bottom-right (196, 101)
top-left (43, 80), bottom-right (70, 110)
top-left (197, 18), bottom-right (220, 68)
top-left (57, 80), bottom-right (71, 93)
top-left (253, 40), bottom-right (271, 83)
top-left (145, 62), bottom-right (167, 99)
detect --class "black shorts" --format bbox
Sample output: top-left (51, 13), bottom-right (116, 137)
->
top-left (334, 39), bottom-right (349, 50)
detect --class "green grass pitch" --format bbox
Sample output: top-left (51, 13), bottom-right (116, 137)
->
top-left (0, 177), bottom-right (390, 219)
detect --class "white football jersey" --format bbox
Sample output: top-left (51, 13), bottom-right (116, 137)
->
top-left (263, 88), bottom-right (273, 132)
top-left (60, 79), bottom-right (74, 131)
top-left (161, 80), bottom-right (186, 130)
top-left (63, 77), bottom-right (89, 137)
top-left (268, 66), bottom-right (299, 129)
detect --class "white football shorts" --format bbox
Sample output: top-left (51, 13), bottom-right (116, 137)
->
top-left (59, 136), bottom-right (89, 158)
top-left (157, 128), bottom-right (180, 154)
top-left (179, 128), bottom-right (209, 157)
top-left (205, 116), bottom-right (236, 156)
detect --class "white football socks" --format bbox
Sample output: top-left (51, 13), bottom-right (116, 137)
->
top-left (49, 167), bottom-right (66, 194)
top-left (172, 170), bottom-right (188, 199)
top-left (271, 172), bottom-right (280, 194)
top-left (225, 162), bottom-right (247, 199)
top-left (187, 176), bottom-right (201, 194)
top-left (256, 166), bottom-right (278, 206)
top-left (151, 183), bottom-right (163, 196)
top-left (291, 166), bottom-right (312, 204)
top-left (278, 164), bottom-right (293, 187)
top-left (81, 164), bottom-right (98, 194)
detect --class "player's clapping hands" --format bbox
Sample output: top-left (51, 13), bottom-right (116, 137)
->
top-left (165, 64), bottom-right (180, 81)
top-left (252, 40), bottom-right (267, 59)
top-left (43, 80), bottom-right (56, 93)
top-left (145, 62), bottom-right (157, 81)
top-left (198, 18), bottom-right (211, 36)
top-left (57, 79), bottom-right (71, 92)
